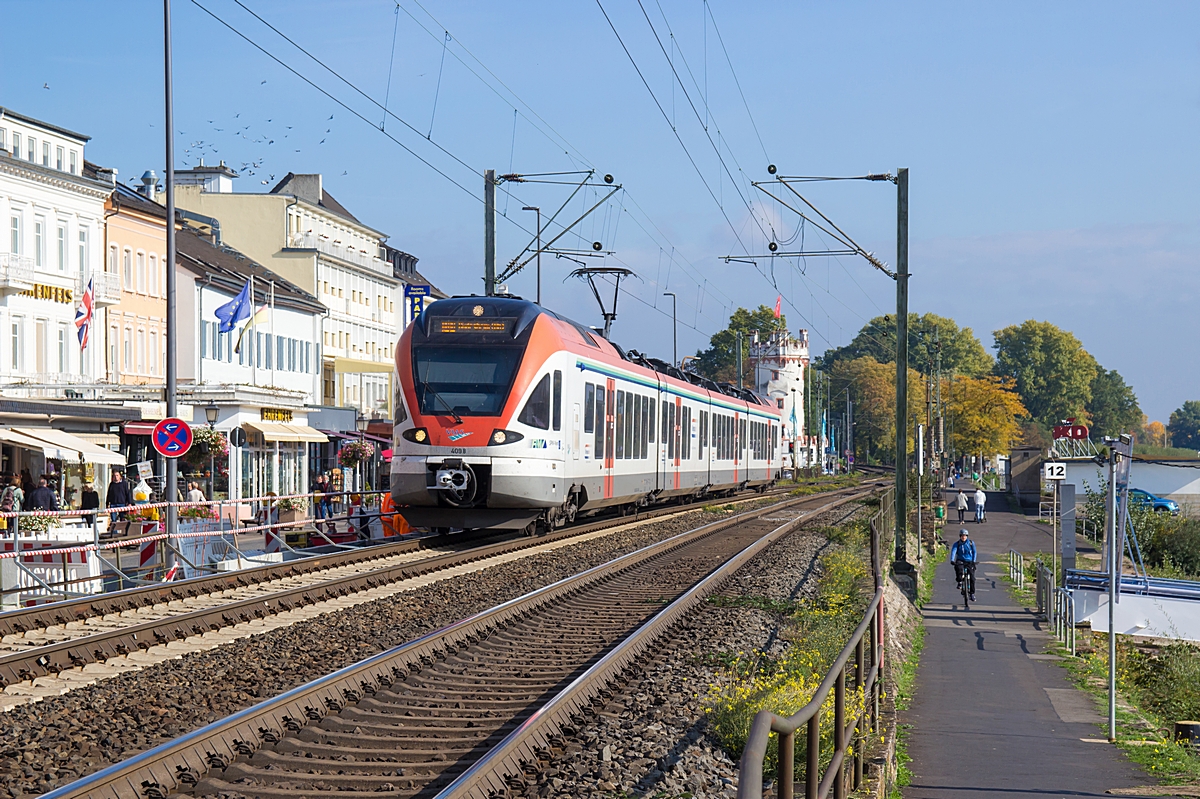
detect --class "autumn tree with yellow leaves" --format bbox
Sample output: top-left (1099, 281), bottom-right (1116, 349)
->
top-left (945, 375), bottom-right (1028, 461)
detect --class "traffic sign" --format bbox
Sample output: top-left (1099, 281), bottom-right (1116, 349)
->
top-left (152, 418), bottom-right (193, 458)
top-left (1043, 461), bottom-right (1067, 481)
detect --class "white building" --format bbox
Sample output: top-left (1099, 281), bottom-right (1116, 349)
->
top-left (0, 107), bottom-right (111, 390)
top-left (750, 328), bottom-right (814, 468)
top-left (175, 226), bottom-right (328, 500)
top-left (175, 167), bottom-right (401, 419)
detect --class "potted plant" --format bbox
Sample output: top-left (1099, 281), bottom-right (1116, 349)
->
top-left (184, 427), bottom-right (229, 470)
top-left (338, 440), bottom-right (375, 469)
top-left (275, 496), bottom-right (308, 524)
top-left (15, 513), bottom-right (61, 536)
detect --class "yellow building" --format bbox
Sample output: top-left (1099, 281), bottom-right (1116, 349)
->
top-left (103, 180), bottom-right (166, 385)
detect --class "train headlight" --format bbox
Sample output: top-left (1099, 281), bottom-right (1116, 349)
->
top-left (402, 428), bottom-right (430, 444)
top-left (489, 429), bottom-right (524, 446)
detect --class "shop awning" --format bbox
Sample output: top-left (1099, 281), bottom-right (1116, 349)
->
top-left (75, 432), bottom-right (122, 450)
top-left (243, 422), bottom-right (329, 443)
top-left (332, 356), bottom-right (395, 375)
top-left (0, 428), bottom-right (72, 461)
top-left (9, 428), bottom-right (127, 465)
top-left (124, 422), bottom-right (157, 436)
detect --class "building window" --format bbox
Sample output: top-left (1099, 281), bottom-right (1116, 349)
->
top-left (9, 319), bottom-right (21, 371)
top-left (137, 330), bottom-right (145, 374)
top-left (122, 249), bottom-right (132, 289)
top-left (35, 320), bottom-right (46, 373)
top-left (42, 142), bottom-right (50, 167)
top-left (148, 254), bottom-right (158, 295)
top-left (136, 251), bottom-right (145, 292)
top-left (265, 333), bottom-right (273, 369)
top-left (200, 320), bottom-right (209, 358)
top-left (26, 137), bottom-right (35, 163)
top-left (57, 326), bottom-right (67, 372)
top-left (78, 229), bottom-right (88, 274)
top-left (150, 331), bottom-right (158, 375)
top-left (56, 146), bottom-right (63, 171)
top-left (108, 244), bottom-right (117, 273)
top-left (0, 129), bottom-right (6, 151)
top-left (11, 133), bottom-right (20, 158)
top-left (9, 215), bottom-right (19, 255)
top-left (56, 224), bottom-right (66, 272)
top-left (69, 150), bottom-right (77, 174)
top-left (123, 329), bottom-right (132, 372)
top-left (34, 219), bottom-right (44, 267)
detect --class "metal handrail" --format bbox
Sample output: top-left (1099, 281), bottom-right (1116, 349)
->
top-left (1008, 550), bottom-right (1024, 589)
top-left (737, 495), bottom-right (889, 799)
top-left (1053, 587), bottom-right (1075, 656)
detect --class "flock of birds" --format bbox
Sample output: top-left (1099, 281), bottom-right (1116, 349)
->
top-left (180, 105), bottom-right (341, 184)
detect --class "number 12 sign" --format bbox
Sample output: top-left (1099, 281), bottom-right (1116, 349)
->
top-left (1043, 462), bottom-right (1067, 481)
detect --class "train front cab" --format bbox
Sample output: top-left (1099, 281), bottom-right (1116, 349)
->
top-left (390, 298), bottom-right (571, 531)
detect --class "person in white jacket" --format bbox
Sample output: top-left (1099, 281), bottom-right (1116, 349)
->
top-left (974, 488), bottom-right (987, 523)
top-left (955, 490), bottom-right (969, 523)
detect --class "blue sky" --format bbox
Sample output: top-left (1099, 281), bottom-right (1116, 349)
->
top-left (3, 1), bottom-right (1197, 421)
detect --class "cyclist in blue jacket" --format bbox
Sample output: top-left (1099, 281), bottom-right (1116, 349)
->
top-left (950, 528), bottom-right (978, 601)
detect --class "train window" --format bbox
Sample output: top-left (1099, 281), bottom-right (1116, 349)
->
top-left (631, 395), bottom-right (641, 459)
top-left (626, 395), bottom-right (636, 459)
top-left (412, 345), bottom-right (523, 416)
top-left (699, 411), bottom-right (706, 456)
top-left (619, 388), bottom-right (628, 458)
top-left (669, 403), bottom-right (677, 461)
top-left (584, 384), bottom-right (595, 434)
top-left (595, 388), bottom-right (606, 457)
top-left (552, 371), bottom-right (563, 431)
top-left (647, 397), bottom-right (655, 444)
top-left (517, 374), bottom-right (551, 429)
top-left (639, 397), bottom-right (649, 458)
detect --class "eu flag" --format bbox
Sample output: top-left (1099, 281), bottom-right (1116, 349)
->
top-left (214, 279), bottom-right (252, 334)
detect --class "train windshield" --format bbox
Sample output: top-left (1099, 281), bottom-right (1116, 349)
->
top-left (412, 345), bottom-right (524, 416)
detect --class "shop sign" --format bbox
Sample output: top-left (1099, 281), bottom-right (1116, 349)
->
top-left (133, 460), bottom-right (155, 480)
top-left (404, 284), bottom-right (432, 327)
top-left (20, 284), bottom-right (74, 304)
top-left (261, 407), bottom-right (293, 422)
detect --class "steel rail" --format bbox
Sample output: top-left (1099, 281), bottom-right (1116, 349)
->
top-left (0, 485), bottom-right (815, 691)
top-left (433, 493), bottom-right (864, 798)
top-left (35, 488), bottom-right (870, 799)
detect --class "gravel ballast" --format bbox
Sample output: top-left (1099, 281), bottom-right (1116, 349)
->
top-left (0, 496), bottom-right (813, 799)
top-left (524, 503), bottom-right (869, 798)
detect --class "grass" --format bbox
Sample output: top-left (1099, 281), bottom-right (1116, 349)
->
top-left (999, 551), bottom-right (1200, 785)
top-left (701, 515), bottom-right (873, 777)
top-left (788, 473), bottom-right (863, 496)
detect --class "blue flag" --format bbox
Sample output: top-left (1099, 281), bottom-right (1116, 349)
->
top-left (214, 279), bottom-right (252, 334)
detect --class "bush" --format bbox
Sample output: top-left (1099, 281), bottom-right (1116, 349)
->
top-left (1125, 642), bottom-right (1200, 729)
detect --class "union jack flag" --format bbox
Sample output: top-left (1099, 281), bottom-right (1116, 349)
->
top-left (74, 278), bottom-right (94, 349)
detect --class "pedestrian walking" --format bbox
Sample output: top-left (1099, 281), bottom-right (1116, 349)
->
top-left (955, 489), bottom-right (969, 523)
top-left (106, 469), bottom-right (133, 521)
top-left (974, 487), bottom-right (987, 523)
top-left (28, 477), bottom-right (59, 512)
top-left (186, 482), bottom-right (205, 503)
top-left (0, 476), bottom-right (23, 531)
top-left (80, 483), bottom-right (100, 527)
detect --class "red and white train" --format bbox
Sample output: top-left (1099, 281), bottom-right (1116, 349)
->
top-left (390, 297), bottom-right (784, 532)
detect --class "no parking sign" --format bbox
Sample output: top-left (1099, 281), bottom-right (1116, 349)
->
top-left (152, 418), bottom-right (193, 458)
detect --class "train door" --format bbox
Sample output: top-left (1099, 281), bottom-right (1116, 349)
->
top-left (733, 411), bottom-right (740, 484)
top-left (604, 378), bottom-right (615, 499)
top-left (572, 403), bottom-right (580, 460)
top-left (653, 380), bottom-right (664, 493)
top-left (673, 396), bottom-right (682, 491)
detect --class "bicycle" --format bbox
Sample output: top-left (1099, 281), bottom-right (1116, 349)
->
top-left (956, 560), bottom-right (976, 609)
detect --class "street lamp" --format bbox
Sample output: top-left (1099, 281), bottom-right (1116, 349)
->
top-left (663, 292), bottom-right (677, 367)
top-left (521, 206), bottom-right (541, 305)
top-left (204, 401), bottom-right (218, 500)
top-left (355, 413), bottom-right (369, 494)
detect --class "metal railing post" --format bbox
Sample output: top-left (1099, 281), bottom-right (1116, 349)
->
top-left (779, 731), bottom-right (794, 799)
top-left (854, 638), bottom-right (864, 789)
top-left (806, 715), bottom-right (819, 799)
top-left (834, 671), bottom-right (846, 799)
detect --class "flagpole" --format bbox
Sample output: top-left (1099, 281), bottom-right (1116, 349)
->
top-left (269, 280), bottom-right (276, 386)
top-left (250, 274), bottom-right (256, 387)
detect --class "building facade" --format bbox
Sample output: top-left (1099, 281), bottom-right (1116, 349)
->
top-left (174, 166), bottom-right (402, 419)
top-left (750, 328), bottom-right (814, 468)
top-left (103, 181), bottom-right (167, 384)
top-left (0, 108), bottom-right (110, 390)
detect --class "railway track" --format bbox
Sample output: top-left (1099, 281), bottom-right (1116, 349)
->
top-left (37, 486), bottom-right (873, 799)
top-left (0, 485), bottom-right (808, 695)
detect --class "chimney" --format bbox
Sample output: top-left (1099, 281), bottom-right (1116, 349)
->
top-left (94, 166), bottom-right (118, 186)
top-left (139, 170), bottom-right (158, 202)
top-left (288, 174), bottom-right (323, 205)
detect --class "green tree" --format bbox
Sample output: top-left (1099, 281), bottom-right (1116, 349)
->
top-left (1087, 369), bottom-right (1142, 439)
top-left (1168, 401), bottom-right (1200, 450)
top-left (992, 320), bottom-right (1098, 425)
top-left (692, 305), bottom-right (783, 384)
top-left (816, 312), bottom-right (992, 376)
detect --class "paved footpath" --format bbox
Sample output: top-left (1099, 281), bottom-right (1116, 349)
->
top-left (902, 488), bottom-right (1168, 798)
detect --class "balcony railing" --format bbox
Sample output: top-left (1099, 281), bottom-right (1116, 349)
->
top-left (288, 232), bottom-right (390, 276)
top-left (78, 271), bottom-right (122, 307)
top-left (0, 254), bottom-right (36, 294)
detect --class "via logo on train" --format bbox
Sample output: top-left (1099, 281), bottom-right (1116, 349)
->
top-left (390, 297), bottom-right (784, 534)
